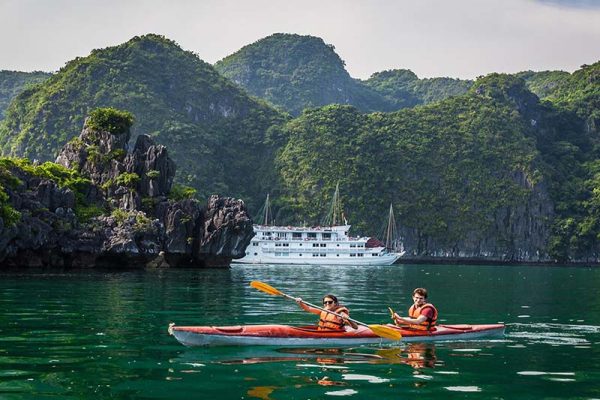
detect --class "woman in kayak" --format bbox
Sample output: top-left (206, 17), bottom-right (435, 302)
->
top-left (392, 288), bottom-right (438, 330)
top-left (296, 294), bottom-right (359, 331)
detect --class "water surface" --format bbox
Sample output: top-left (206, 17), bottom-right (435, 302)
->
top-left (1, 264), bottom-right (599, 399)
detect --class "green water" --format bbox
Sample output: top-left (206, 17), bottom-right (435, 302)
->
top-left (1, 264), bottom-right (599, 399)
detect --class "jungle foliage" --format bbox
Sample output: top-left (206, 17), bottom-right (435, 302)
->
top-left (0, 34), bottom-right (287, 210)
top-left (0, 70), bottom-right (51, 120)
top-left (1, 32), bottom-right (599, 260)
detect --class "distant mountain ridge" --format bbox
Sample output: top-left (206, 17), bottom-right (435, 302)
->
top-left (215, 33), bottom-right (395, 115)
top-left (214, 33), bottom-right (472, 115)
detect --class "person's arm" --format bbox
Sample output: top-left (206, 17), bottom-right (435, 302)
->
top-left (339, 310), bottom-right (359, 329)
top-left (393, 312), bottom-right (428, 325)
top-left (295, 297), bottom-right (321, 315)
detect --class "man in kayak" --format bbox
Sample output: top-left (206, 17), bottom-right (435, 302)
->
top-left (392, 288), bottom-right (438, 330)
top-left (296, 294), bottom-right (359, 331)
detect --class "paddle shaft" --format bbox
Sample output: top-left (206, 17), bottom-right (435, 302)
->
top-left (281, 293), bottom-right (366, 328)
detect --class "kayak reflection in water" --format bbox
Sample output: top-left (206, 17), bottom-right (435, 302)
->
top-left (392, 288), bottom-right (438, 331)
top-left (295, 294), bottom-right (359, 330)
top-left (376, 343), bottom-right (438, 369)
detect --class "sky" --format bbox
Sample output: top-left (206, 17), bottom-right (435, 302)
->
top-left (1, 0), bottom-right (599, 80)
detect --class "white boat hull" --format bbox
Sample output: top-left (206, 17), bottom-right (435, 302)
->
top-left (233, 252), bottom-right (403, 265)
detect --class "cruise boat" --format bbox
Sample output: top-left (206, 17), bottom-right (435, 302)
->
top-left (233, 189), bottom-right (404, 265)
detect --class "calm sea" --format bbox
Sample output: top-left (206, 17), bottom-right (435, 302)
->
top-left (1, 264), bottom-right (599, 399)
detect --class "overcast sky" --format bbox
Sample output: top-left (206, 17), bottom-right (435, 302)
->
top-left (1, 0), bottom-right (599, 79)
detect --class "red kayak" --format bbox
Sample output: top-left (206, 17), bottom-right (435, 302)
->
top-left (168, 323), bottom-right (505, 347)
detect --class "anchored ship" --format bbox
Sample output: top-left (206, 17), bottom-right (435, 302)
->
top-left (234, 187), bottom-right (405, 265)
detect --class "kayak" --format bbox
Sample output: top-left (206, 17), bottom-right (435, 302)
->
top-left (168, 323), bottom-right (505, 347)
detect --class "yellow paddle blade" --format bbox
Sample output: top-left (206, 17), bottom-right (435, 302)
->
top-left (250, 280), bottom-right (283, 296)
top-left (368, 324), bottom-right (403, 341)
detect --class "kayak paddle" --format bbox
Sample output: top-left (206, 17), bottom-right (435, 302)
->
top-left (250, 280), bottom-right (402, 341)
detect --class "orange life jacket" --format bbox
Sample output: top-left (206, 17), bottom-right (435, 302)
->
top-left (318, 306), bottom-right (349, 331)
top-left (408, 303), bottom-right (438, 330)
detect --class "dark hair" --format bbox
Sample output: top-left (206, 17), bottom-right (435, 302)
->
top-left (323, 294), bottom-right (338, 304)
top-left (413, 288), bottom-right (428, 298)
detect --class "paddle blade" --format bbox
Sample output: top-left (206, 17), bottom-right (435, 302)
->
top-left (250, 280), bottom-right (283, 296)
top-left (368, 324), bottom-right (403, 341)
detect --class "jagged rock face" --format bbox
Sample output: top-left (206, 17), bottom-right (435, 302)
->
top-left (56, 120), bottom-right (176, 211)
top-left (400, 170), bottom-right (554, 262)
top-left (124, 134), bottom-right (176, 198)
top-left (198, 195), bottom-right (254, 258)
top-left (1, 121), bottom-right (254, 268)
top-left (55, 118), bottom-right (130, 187)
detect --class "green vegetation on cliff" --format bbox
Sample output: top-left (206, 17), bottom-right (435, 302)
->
top-left (0, 34), bottom-right (286, 209)
top-left (0, 71), bottom-right (51, 120)
top-left (272, 76), bottom-right (541, 245)
top-left (363, 69), bottom-right (473, 108)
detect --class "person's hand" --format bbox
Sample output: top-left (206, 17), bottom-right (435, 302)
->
top-left (295, 297), bottom-right (303, 303)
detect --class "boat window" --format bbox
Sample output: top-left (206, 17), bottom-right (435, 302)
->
top-left (253, 243), bottom-right (258, 246)
top-left (320, 243), bottom-right (326, 247)
top-left (312, 243), bottom-right (319, 247)
top-left (350, 253), bottom-right (356, 257)
top-left (254, 253), bottom-right (258, 256)
top-left (357, 253), bottom-right (364, 257)
top-left (322, 233), bottom-right (331, 240)
top-left (292, 233), bottom-right (302, 239)
top-left (320, 253), bottom-right (326, 257)
top-left (307, 233), bottom-right (317, 238)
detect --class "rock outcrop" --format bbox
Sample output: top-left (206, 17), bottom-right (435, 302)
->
top-left (0, 115), bottom-right (253, 268)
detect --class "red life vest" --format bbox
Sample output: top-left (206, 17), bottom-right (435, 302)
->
top-left (408, 303), bottom-right (438, 330)
top-left (318, 306), bottom-right (349, 331)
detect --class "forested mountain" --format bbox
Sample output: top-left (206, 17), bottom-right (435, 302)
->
top-left (363, 69), bottom-right (472, 108)
top-left (270, 75), bottom-right (551, 259)
top-left (215, 34), bottom-right (473, 116)
top-left (1, 33), bottom-right (599, 261)
top-left (214, 33), bottom-right (396, 115)
top-left (0, 34), bottom-right (286, 208)
top-left (0, 70), bottom-right (51, 120)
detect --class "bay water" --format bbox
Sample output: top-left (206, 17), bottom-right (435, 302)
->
top-left (1, 264), bottom-right (599, 399)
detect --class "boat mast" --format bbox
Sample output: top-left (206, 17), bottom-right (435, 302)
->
top-left (264, 194), bottom-right (270, 226)
top-left (384, 203), bottom-right (399, 251)
top-left (256, 194), bottom-right (273, 225)
top-left (322, 183), bottom-right (345, 226)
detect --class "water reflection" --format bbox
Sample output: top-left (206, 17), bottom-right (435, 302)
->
top-left (375, 343), bottom-right (438, 369)
top-left (173, 343), bottom-right (440, 371)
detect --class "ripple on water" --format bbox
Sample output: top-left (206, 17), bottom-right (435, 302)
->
top-left (342, 374), bottom-right (389, 383)
top-left (445, 386), bottom-right (482, 392)
top-left (325, 389), bottom-right (358, 396)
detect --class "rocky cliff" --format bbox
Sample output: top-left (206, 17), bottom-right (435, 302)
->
top-left (0, 109), bottom-right (254, 268)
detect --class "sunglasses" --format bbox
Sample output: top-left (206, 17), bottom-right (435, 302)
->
top-left (323, 300), bottom-right (335, 305)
